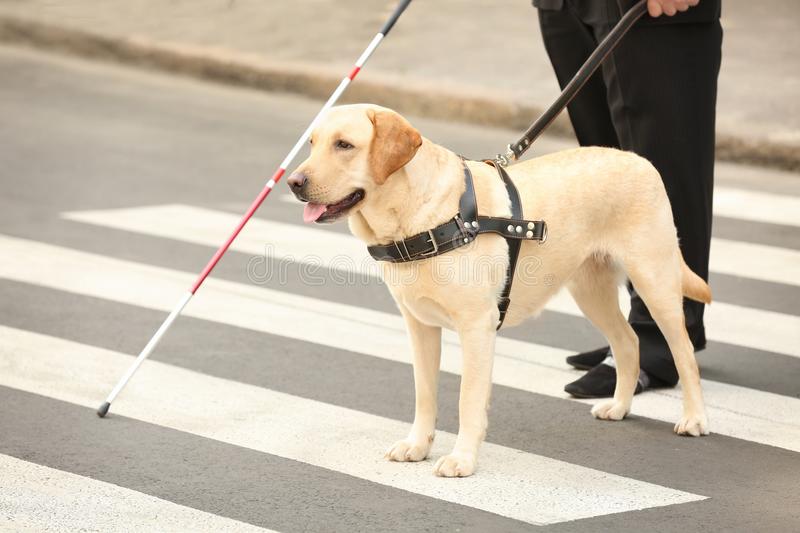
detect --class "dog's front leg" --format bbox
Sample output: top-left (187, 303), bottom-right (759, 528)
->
top-left (386, 308), bottom-right (442, 462)
top-left (434, 317), bottom-right (496, 478)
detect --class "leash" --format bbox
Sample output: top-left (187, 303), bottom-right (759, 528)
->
top-left (495, 0), bottom-right (648, 166)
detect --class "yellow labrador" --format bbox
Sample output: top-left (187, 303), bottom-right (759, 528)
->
top-left (288, 104), bottom-right (711, 477)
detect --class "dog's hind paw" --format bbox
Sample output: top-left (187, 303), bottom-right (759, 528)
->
top-left (433, 452), bottom-right (476, 478)
top-left (591, 399), bottom-right (630, 421)
top-left (674, 413), bottom-right (709, 437)
top-left (385, 438), bottom-right (431, 462)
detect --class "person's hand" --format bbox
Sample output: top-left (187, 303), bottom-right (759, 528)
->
top-left (647, 0), bottom-right (699, 17)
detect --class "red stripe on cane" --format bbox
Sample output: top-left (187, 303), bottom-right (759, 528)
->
top-left (189, 167), bottom-right (286, 294)
top-left (98, 0), bottom-right (415, 417)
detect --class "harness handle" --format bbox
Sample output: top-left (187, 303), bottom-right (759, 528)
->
top-left (495, 0), bottom-right (648, 166)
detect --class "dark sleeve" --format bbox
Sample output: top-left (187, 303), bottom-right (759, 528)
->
top-left (616, 0), bottom-right (721, 24)
top-left (532, 0), bottom-right (565, 9)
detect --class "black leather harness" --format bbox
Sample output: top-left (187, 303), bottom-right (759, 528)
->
top-left (367, 160), bottom-right (547, 329)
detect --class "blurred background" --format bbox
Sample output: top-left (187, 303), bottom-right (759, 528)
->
top-left (0, 0), bottom-right (798, 168)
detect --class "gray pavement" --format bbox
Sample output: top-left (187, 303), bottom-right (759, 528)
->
top-left (0, 0), bottom-right (798, 170)
top-left (0, 46), bottom-right (799, 532)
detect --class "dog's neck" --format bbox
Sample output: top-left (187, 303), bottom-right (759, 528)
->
top-left (350, 139), bottom-right (464, 245)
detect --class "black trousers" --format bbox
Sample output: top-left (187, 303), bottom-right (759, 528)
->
top-left (536, 0), bottom-right (722, 384)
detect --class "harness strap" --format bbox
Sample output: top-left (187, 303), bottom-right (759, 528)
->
top-left (366, 160), bottom-right (547, 330)
top-left (484, 160), bottom-right (522, 329)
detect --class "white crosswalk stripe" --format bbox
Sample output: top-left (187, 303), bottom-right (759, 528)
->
top-left (1, 234), bottom-right (798, 452)
top-left (0, 326), bottom-right (706, 526)
top-left (62, 204), bottom-right (800, 358)
top-left (0, 454), bottom-right (276, 533)
top-left (713, 186), bottom-right (800, 227)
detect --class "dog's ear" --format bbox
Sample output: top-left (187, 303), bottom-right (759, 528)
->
top-left (366, 109), bottom-right (422, 184)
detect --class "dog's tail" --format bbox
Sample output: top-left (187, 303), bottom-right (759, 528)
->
top-left (681, 256), bottom-right (712, 304)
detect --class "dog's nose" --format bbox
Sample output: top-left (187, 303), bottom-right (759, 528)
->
top-left (287, 172), bottom-right (308, 192)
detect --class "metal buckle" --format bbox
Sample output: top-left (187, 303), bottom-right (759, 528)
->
top-left (539, 221), bottom-right (548, 244)
top-left (393, 239), bottom-right (411, 261)
top-left (494, 144), bottom-right (516, 168)
top-left (420, 230), bottom-right (439, 256)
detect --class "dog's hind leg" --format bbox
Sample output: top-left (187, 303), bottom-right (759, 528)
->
top-left (624, 251), bottom-right (709, 436)
top-left (386, 307), bottom-right (442, 462)
top-left (567, 256), bottom-right (639, 420)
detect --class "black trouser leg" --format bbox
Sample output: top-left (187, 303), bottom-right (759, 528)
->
top-left (537, 1), bottom-right (721, 385)
top-left (597, 13), bottom-right (721, 384)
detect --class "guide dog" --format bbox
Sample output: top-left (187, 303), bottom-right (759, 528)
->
top-left (288, 104), bottom-right (711, 477)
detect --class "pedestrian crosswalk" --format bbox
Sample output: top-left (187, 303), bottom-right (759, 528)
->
top-left (0, 326), bottom-right (705, 526)
top-left (2, 232), bottom-right (799, 452)
top-left (62, 203), bottom-right (800, 357)
top-left (2, 180), bottom-right (800, 529)
top-left (3, 43), bottom-right (799, 532)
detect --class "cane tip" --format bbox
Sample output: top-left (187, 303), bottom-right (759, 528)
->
top-left (97, 402), bottom-right (111, 418)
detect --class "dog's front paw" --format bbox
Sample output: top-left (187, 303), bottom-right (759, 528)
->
top-left (674, 412), bottom-right (709, 437)
top-left (385, 438), bottom-right (432, 462)
top-left (433, 452), bottom-right (476, 477)
top-left (591, 399), bottom-right (630, 421)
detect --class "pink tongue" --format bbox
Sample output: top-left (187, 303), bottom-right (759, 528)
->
top-left (303, 202), bottom-right (327, 223)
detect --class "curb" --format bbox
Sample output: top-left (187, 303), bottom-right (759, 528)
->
top-left (1, 15), bottom-right (797, 172)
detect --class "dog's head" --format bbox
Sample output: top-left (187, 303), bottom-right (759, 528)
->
top-left (288, 105), bottom-right (422, 223)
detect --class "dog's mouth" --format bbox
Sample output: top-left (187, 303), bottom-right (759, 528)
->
top-left (302, 189), bottom-right (365, 224)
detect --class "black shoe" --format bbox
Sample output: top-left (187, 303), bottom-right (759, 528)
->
top-left (566, 346), bottom-right (610, 370)
top-left (564, 364), bottom-right (644, 399)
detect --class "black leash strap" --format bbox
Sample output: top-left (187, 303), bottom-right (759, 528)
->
top-left (495, 0), bottom-right (648, 166)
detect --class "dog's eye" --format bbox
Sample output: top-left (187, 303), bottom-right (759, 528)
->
top-left (335, 140), bottom-right (354, 150)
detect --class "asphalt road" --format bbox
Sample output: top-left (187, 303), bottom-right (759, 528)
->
top-left (0, 45), bottom-right (799, 532)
